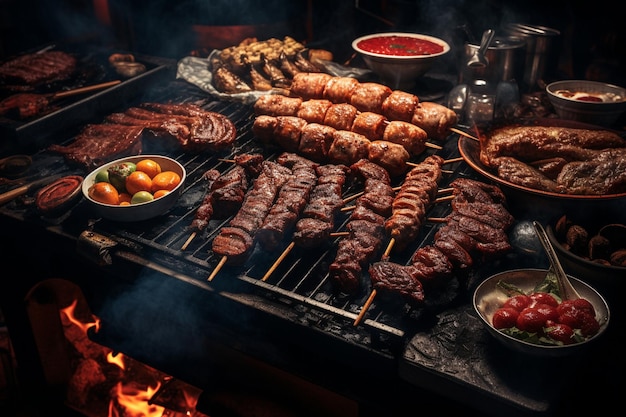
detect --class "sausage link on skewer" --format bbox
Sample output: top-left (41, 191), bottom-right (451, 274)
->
top-left (289, 73), bottom-right (457, 140)
top-left (254, 95), bottom-right (429, 158)
top-left (252, 114), bottom-right (411, 176)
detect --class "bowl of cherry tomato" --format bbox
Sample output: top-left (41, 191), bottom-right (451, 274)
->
top-left (473, 268), bottom-right (610, 356)
top-left (81, 155), bottom-right (186, 222)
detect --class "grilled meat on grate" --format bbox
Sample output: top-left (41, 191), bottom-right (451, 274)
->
top-left (0, 50), bottom-right (76, 85)
top-left (48, 124), bottom-right (144, 171)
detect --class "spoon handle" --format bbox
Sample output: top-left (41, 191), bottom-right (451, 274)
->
top-left (533, 221), bottom-right (581, 300)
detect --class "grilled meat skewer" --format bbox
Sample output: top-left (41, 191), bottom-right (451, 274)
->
top-left (289, 72), bottom-right (457, 140)
top-left (329, 159), bottom-right (394, 294)
top-left (253, 115), bottom-right (414, 177)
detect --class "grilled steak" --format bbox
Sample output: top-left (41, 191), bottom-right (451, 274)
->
top-left (0, 50), bottom-right (77, 85)
top-left (48, 124), bottom-right (144, 171)
top-left (106, 102), bottom-right (237, 152)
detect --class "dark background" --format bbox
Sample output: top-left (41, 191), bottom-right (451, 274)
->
top-left (1, 0), bottom-right (625, 86)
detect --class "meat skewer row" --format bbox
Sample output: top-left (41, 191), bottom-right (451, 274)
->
top-left (209, 159), bottom-right (293, 279)
top-left (288, 72), bottom-right (458, 140)
top-left (356, 178), bottom-right (514, 324)
top-left (255, 153), bottom-right (320, 252)
top-left (261, 162), bottom-right (350, 282)
top-left (253, 114), bottom-right (419, 177)
top-left (329, 159), bottom-right (395, 295)
top-left (181, 153), bottom-right (264, 250)
top-left (353, 155), bottom-right (445, 325)
top-left (384, 155), bottom-right (446, 253)
top-left (254, 95), bottom-right (436, 156)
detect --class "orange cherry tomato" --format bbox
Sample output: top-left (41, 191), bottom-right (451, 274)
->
top-left (88, 182), bottom-right (120, 205)
top-left (151, 171), bottom-right (181, 193)
top-left (135, 159), bottom-right (162, 179)
top-left (125, 171), bottom-right (153, 196)
top-left (153, 189), bottom-right (170, 199)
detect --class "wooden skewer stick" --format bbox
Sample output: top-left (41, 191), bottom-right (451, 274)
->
top-left (354, 237), bottom-right (395, 327)
top-left (181, 231), bottom-right (197, 251)
top-left (449, 127), bottom-right (479, 141)
top-left (262, 241), bottom-right (295, 282)
top-left (218, 158), bottom-right (236, 163)
top-left (425, 142), bottom-right (442, 150)
top-left (438, 187), bottom-right (453, 194)
top-left (354, 289), bottom-right (377, 326)
top-left (208, 256), bottom-right (228, 281)
top-left (427, 217), bottom-right (447, 223)
top-left (383, 238), bottom-right (395, 259)
top-left (434, 194), bottom-right (455, 204)
top-left (330, 231), bottom-right (349, 237)
top-left (443, 157), bottom-right (464, 164)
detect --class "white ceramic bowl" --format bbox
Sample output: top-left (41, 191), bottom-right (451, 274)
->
top-left (473, 268), bottom-right (610, 356)
top-left (81, 155), bottom-right (186, 222)
top-left (352, 32), bottom-right (450, 89)
top-left (546, 80), bottom-right (626, 126)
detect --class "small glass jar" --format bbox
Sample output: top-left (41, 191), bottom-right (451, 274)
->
top-left (465, 79), bottom-right (496, 123)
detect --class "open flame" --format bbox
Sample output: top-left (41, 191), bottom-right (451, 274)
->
top-left (60, 299), bottom-right (199, 417)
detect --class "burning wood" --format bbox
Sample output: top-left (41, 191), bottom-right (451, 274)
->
top-left (58, 299), bottom-right (205, 417)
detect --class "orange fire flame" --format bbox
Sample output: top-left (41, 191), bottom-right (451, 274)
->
top-left (60, 299), bottom-right (189, 417)
top-left (60, 299), bottom-right (101, 334)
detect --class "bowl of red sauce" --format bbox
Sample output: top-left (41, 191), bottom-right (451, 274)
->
top-left (352, 32), bottom-right (450, 89)
top-left (546, 80), bottom-right (626, 126)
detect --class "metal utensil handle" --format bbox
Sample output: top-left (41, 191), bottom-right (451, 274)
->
top-left (477, 29), bottom-right (495, 56)
top-left (532, 221), bottom-right (581, 300)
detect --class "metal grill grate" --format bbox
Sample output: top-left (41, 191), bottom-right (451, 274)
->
top-left (2, 81), bottom-right (475, 357)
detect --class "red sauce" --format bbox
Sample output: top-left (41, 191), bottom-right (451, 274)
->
top-left (577, 95), bottom-right (603, 102)
top-left (357, 35), bottom-right (444, 56)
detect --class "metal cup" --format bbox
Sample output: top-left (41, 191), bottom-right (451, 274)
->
top-left (503, 23), bottom-right (560, 92)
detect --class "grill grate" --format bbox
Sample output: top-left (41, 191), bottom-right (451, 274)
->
top-left (2, 81), bottom-right (476, 357)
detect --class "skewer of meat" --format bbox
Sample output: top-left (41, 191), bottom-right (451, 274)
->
top-left (181, 154), bottom-right (264, 250)
top-left (289, 72), bottom-right (457, 140)
top-left (353, 155), bottom-right (445, 325)
top-left (356, 178), bottom-right (514, 323)
top-left (384, 155), bottom-right (445, 252)
top-left (329, 159), bottom-right (394, 294)
top-left (255, 153), bottom-right (319, 252)
top-left (209, 160), bottom-right (292, 279)
top-left (253, 114), bottom-right (414, 177)
top-left (254, 95), bottom-right (432, 155)
top-left (261, 163), bottom-right (350, 282)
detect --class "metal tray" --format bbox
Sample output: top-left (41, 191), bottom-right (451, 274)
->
top-left (0, 44), bottom-right (176, 153)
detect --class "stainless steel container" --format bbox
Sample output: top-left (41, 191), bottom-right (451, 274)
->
top-left (503, 23), bottom-right (561, 91)
top-left (460, 35), bottom-right (526, 84)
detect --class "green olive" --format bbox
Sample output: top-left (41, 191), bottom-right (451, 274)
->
top-left (130, 190), bottom-right (154, 204)
top-left (95, 169), bottom-right (110, 183)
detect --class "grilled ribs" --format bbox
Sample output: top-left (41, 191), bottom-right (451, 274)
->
top-left (0, 50), bottom-right (76, 85)
top-left (48, 124), bottom-right (144, 171)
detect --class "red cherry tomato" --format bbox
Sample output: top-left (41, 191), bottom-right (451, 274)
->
top-left (571, 298), bottom-right (596, 316)
top-left (516, 307), bottom-right (547, 333)
top-left (492, 307), bottom-right (519, 329)
top-left (534, 303), bottom-right (559, 322)
top-left (529, 292), bottom-right (559, 307)
top-left (503, 294), bottom-right (531, 312)
top-left (579, 312), bottom-right (600, 337)
top-left (546, 322), bottom-right (575, 344)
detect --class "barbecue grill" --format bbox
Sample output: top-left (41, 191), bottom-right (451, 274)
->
top-left (1, 79), bottom-right (622, 417)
